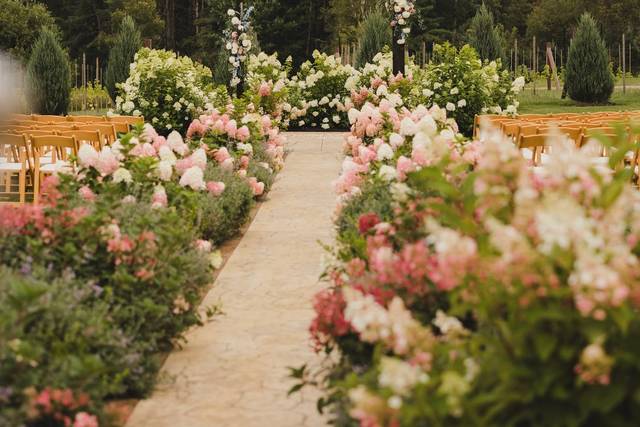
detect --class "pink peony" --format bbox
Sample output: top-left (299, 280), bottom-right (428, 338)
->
top-left (206, 181), bottom-right (226, 196)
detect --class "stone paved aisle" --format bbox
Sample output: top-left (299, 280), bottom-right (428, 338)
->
top-left (126, 132), bottom-right (343, 427)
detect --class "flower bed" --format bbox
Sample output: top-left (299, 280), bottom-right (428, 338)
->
top-left (294, 99), bottom-right (640, 426)
top-left (115, 48), bottom-right (225, 135)
top-left (1, 94), bottom-right (286, 425)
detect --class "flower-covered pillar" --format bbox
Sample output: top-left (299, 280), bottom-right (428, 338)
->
top-left (389, 0), bottom-right (415, 76)
top-left (226, 4), bottom-right (254, 97)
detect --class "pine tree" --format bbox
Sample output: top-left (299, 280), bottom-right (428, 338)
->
top-left (105, 15), bottom-right (142, 102)
top-left (467, 3), bottom-right (505, 62)
top-left (355, 10), bottom-right (390, 69)
top-left (26, 27), bottom-right (71, 115)
top-left (565, 12), bottom-right (614, 103)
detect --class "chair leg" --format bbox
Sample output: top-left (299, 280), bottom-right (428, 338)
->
top-left (18, 170), bottom-right (25, 204)
top-left (33, 172), bottom-right (40, 204)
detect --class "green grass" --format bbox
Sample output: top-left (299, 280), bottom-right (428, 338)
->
top-left (517, 88), bottom-right (640, 114)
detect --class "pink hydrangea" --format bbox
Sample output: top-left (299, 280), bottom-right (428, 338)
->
top-left (206, 181), bottom-right (226, 197)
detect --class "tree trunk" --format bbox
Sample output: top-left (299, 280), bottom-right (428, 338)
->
top-left (165, 0), bottom-right (176, 50)
top-left (393, 30), bottom-right (405, 76)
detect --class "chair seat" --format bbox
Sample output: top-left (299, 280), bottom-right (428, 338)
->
top-left (40, 161), bottom-right (71, 173)
top-left (0, 162), bottom-right (23, 172)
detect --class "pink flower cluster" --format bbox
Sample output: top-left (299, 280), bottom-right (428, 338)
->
top-left (27, 387), bottom-right (98, 427)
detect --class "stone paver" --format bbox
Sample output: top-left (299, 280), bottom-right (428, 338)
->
top-left (126, 132), bottom-right (343, 427)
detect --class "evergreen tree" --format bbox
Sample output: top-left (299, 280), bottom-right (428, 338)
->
top-left (467, 3), bottom-right (505, 62)
top-left (26, 27), bottom-right (71, 115)
top-left (105, 15), bottom-right (142, 102)
top-left (565, 13), bottom-right (614, 103)
top-left (355, 11), bottom-right (390, 69)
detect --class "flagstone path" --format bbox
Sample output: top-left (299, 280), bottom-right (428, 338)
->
top-left (126, 132), bottom-right (343, 427)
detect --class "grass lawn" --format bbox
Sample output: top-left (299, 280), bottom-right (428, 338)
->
top-left (517, 88), bottom-right (640, 114)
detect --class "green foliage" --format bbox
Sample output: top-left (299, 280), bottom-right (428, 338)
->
top-left (565, 13), bottom-right (614, 104)
top-left (467, 3), bottom-right (505, 62)
top-left (26, 27), bottom-right (71, 115)
top-left (0, 267), bottom-right (134, 425)
top-left (0, 0), bottom-right (60, 61)
top-left (355, 11), bottom-right (390, 69)
top-left (197, 165), bottom-right (255, 245)
top-left (105, 15), bottom-right (142, 102)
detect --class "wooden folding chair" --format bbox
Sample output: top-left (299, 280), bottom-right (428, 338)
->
top-left (108, 115), bottom-right (144, 125)
top-left (68, 115), bottom-right (106, 123)
top-left (32, 115), bottom-right (68, 123)
top-left (0, 133), bottom-right (29, 203)
top-left (77, 124), bottom-right (116, 146)
top-left (30, 136), bottom-right (77, 203)
top-left (519, 134), bottom-right (553, 166)
top-left (59, 130), bottom-right (103, 150)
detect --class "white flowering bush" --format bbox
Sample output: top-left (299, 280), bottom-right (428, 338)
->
top-left (245, 52), bottom-right (293, 127)
top-left (420, 43), bottom-right (522, 134)
top-left (345, 44), bottom-right (523, 136)
top-left (116, 48), bottom-right (215, 135)
top-left (289, 50), bottom-right (356, 130)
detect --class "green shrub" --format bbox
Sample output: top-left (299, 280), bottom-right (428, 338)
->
top-left (0, 267), bottom-right (131, 426)
top-left (26, 27), bottom-right (71, 115)
top-left (335, 178), bottom-right (395, 261)
top-left (198, 165), bottom-right (254, 245)
top-left (565, 13), bottom-right (614, 104)
top-left (0, 198), bottom-right (212, 396)
top-left (467, 3), bottom-right (505, 62)
top-left (105, 15), bottom-right (142, 102)
top-left (355, 11), bottom-right (390, 69)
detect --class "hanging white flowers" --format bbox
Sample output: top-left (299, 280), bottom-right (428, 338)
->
top-left (388, 0), bottom-right (416, 45)
top-left (225, 6), bottom-right (254, 88)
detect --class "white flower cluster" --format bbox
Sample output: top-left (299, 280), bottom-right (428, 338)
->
top-left (288, 50), bottom-right (355, 129)
top-left (225, 7), bottom-right (254, 87)
top-left (388, 0), bottom-right (416, 45)
top-left (116, 48), bottom-right (213, 133)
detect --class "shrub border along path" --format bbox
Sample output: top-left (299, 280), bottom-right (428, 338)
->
top-left (126, 132), bottom-right (341, 427)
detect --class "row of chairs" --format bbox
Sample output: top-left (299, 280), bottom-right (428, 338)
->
top-left (1, 114), bottom-right (143, 204)
top-left (475, 112), bottom-right (640, 168)
top-left (1, 134), bottom-right (78, 203)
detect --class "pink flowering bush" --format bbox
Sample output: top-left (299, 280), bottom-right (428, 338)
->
top-left (295, 117), bottom-right (640, 426)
